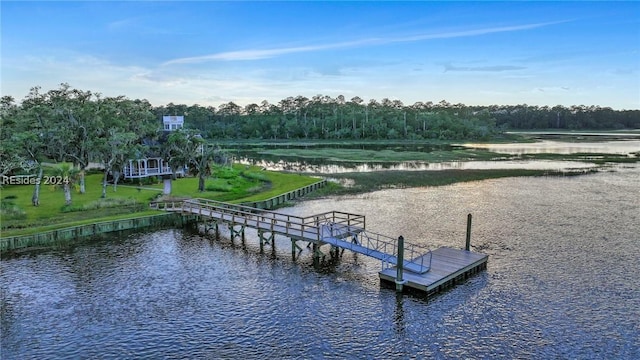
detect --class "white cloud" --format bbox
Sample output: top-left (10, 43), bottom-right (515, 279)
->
top-left (164, 21), bottom-right (567, 65)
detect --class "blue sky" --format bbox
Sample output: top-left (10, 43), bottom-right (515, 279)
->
top-left (2, 1), bottom-right (639, 109)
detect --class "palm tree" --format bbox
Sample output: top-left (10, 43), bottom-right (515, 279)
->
top-left (53, 163), bottom-right (79, 205)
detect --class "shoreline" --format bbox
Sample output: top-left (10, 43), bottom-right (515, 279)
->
top-left (0, 212), bottom-right (184, 254)
top-left (0, 180), bottom-right (328, 253)
top-left (0, 169), bottom-right (601, 247)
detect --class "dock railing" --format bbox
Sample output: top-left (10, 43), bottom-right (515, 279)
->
top-left (151, 198), bottom-right (429, 273)
top-left (320, 221), bottom-right (432, 273)
top-left (151, 198), bottom-right (365, 242)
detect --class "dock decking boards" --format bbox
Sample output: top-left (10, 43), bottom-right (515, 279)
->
top-left (379, 247), bottom-right (488, 295)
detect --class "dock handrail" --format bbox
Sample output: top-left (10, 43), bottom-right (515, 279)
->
top-left (320, 221), bottom-right (432, 273)
top-left (151, 198), bottom-right (430, 273)
top-left (151, 198), bottom-right (366, 242)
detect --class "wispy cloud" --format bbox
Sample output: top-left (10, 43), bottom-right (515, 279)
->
top-left (443, 63), bottom-right (527, 72)
top-left (108, 15), bottom-right (184, 35)
top-left (164, 21), bottom-right (567, 65)
top-left (163, 39), bottom-right (378, 64)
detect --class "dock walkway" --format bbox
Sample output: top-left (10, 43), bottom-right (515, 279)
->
top-left (152, 198), bottom-right (487, 295)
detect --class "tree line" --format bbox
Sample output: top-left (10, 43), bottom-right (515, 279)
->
top-left (1, 84), bottom-right (220, 206)
top-left (158, 95), bottom-right (639, 140)
top-left (2, 84), bottom-right (639, 204)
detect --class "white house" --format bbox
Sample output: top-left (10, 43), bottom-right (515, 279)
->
top-left (163, 115), bottom-right (184, 131)
top-left (122, 116), bottom-right (186, 180)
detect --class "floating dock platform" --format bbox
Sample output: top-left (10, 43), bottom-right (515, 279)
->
top-left (379, 247), bottom-right (488, 296)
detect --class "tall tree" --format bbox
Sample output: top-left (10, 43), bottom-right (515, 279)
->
top-left (165, 129), bottom-right (218, 192)
top-left (0, 96), bottom-right (26, 178)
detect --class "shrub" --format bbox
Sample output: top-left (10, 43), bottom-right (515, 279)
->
top-left (246, 185), bottom-right (264, 194)
top-left (60, 198), bottom-right (141, 212)
top-left (0, 199), bottom-right (27, 220)
top-left (214, 166), bottom-right (238, 179)
top-left (205, 180), bottom-right (233, 192)
top-left (241, 171), bottom-right (269, 182)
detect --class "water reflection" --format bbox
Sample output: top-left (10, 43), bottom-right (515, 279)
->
top-left (394, 293), bottom-right (406, 335)
top-left (463, 139), bottom-right (640, 155)
top-left (230, 138), bottom-right (639, 173)
top-left (238, 157), bottom-right (598, 173)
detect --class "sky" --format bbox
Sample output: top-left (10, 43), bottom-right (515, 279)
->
top-left (2, 1), bottom-right (639, 110)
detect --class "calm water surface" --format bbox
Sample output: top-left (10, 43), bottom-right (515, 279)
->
top-left (463, 139), bottom-right (640, 155)
top-left (2, 166), bottom-right (639, 359)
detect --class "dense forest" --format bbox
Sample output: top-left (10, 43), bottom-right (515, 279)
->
top-left (157, 95), bottom-right (639, 140)
top-left (2, 84), bottom-right (639, 184)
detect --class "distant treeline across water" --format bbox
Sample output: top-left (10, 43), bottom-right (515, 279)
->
top-left (157, 96), bottom-right (639, 140)
top-left (4, 85), bottom-right (639, 143)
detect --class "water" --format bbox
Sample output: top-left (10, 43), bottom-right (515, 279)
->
top-left (2, 165), bottom-right (639, 359)
top-left (463, 139), bottom-right (640, 155)
top-left (231, 139), bottom-right (639, 173)
top-left (238, 158), bottom-right (597, 174)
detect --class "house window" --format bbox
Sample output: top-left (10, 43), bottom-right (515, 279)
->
top-left (164, 124), bottom-right (170, 130)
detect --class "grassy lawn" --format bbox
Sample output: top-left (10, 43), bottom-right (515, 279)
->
top-left (1, 164), bottom-right (321, 237)
top-left (142, 164), bottom-right (321, 202)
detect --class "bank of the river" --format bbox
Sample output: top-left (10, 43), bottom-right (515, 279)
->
top-left (0, 179), bottom-right (328, 252)
top-left (0, 164), bottom-right (320, 236)
top-left (4, 134), bottom-right (637, 248)
top-left (0, 212), bottom-right (183, 253)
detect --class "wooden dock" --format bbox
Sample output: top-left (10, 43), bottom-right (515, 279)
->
top-left (152, 198), bottom-right (487, 296)
top-left (379, 247), bottom-right (488, 296)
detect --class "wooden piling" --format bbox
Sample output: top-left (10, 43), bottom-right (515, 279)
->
top-left (312, 243), bottom-right (320, 266)
top-left (395, 235), bottom-right (407, 292)
top-left (465, 214), bottom-right (472, 251)
top-left (291, 240), bottom-right (295, 260)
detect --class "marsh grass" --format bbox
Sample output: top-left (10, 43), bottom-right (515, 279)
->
top-left (255, 148), bottom-right (501, 162)
top-left (517, 152), bottom-right (640, 164)
top-left (308, 168), bottom-right (596, 197)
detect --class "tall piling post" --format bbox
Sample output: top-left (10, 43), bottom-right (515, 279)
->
top-left (395, 235), bottom-right (407, 292)
top-left (465, 214), bottom-right (472, 251)
top-left (291, 240), bottom-right (296, 260)
top-left (312, 243), bottom-right (320, 267)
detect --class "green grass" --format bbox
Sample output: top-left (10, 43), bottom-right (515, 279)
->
top-left (255, 147), bottom-right (640, 165)
top-left (0, 163), bottom-right (322, 237)
top-left (141, 164), bottom-right (320, 203)
top-left (235, 169), bottom-right (320, 203)
top-left (215, 135), bottom-right (534, 147)
top-left (2, 210), bottom-right (164, 236)
top-left (1, 174), bottom-right (160, 226)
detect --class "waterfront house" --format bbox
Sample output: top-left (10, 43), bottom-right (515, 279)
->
top-left (122, 116), bottom-right (186, 180)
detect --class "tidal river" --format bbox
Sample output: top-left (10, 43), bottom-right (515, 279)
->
top-left (1, 166), bottom-right (639, 359)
